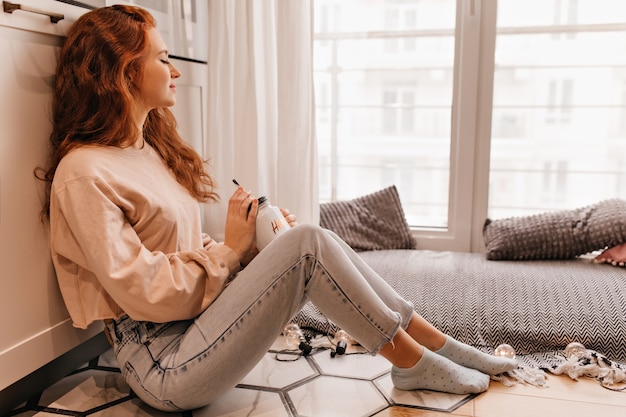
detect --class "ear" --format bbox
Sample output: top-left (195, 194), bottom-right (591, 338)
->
top-left (124, 62), bottom-right (142, 89)
top-left (125, 69), bottom-right (136, 84)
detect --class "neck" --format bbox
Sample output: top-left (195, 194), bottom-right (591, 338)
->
top-left (133, 110), bottom-right (148, 149)
top-left (132, 104), bottom-right (149, 148)
top-left (133, 137), bottom-right (145, 149)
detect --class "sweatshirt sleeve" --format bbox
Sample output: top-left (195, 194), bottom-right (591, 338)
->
top-left (51, 174), bottom-right (241, 324)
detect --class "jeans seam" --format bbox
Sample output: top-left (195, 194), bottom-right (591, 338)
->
top-left (123, 360), bottom-right (184, 411)
top-left (306, 254), bottom-right (398, 352)
top-left (153, 254), bottom-right (312, 373)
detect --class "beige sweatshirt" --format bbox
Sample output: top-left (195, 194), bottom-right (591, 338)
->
top-left (50, 144), bottom-right (240, 329)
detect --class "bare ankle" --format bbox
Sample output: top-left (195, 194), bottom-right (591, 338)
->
top-left (406, 313), bottom-right (447, 351)
top-left (379, 329), bottom-right (423, 368)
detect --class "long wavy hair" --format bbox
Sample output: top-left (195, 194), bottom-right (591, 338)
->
top-left (37, 5), bottom-right (218, 218)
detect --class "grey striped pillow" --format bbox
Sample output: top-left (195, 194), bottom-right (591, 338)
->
top-left (319, 185), bottom-right (415, 251)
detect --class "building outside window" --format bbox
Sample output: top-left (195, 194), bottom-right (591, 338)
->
top-left (314, 0), bottom-right (626, 251)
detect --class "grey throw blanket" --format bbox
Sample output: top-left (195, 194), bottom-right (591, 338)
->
top-left (292, 249), bottom-right (626, 369)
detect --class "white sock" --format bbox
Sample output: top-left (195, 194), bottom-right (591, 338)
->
top-left (435, 336), bottom-right (518, 375)
top-left (391, 347), bottom-right (490, 394)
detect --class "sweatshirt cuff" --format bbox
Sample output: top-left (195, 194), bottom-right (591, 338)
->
top-left (213, 242), bottom-right (242, 275)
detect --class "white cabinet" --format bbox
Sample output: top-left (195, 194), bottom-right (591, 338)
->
top-left (108, 0), bottom-right (209, 62)
top-left (170, 58), bottom-right (208, 158)
top-left (0, 0), bottom-right (209, 403)
top-left (0, 1), bottom-right (104, 394)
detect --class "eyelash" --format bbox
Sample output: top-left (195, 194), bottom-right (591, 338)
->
top-left (161, 59), bottom-right (170, 65)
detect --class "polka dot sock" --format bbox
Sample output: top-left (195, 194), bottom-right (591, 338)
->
top-left (390, 347), bottom-right (490, 394)
top-left (435, 336), bottom-right (518, 375)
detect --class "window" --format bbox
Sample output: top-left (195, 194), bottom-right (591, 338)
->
top-left (546, 79), bottom-right (573, 124)
top-left (382, 88), bottom-right (416, 133)
top-left (314, 0), bottom-right (458, 232)
top-left (314, 0), bottom-right (626, 251)
top-left (489, 0), bottom-right (626, 220)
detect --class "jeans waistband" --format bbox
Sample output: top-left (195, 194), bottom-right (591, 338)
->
top-left (104, 314), bottom-right (135, 344)
top-left (104, 315), bottom-right (190, 348)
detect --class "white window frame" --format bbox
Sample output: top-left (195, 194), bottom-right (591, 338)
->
top-left (411, 0), bottom-right (497, 252)
top-left (316, 0), bottom-right (626, 252)
top-left (314, 0), bottom-right (494, 252)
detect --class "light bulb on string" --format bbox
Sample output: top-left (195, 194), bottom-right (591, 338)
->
top-left (283, 323), bottom-right (302, 349)
top-left (282, 323), bottom-right (312, 355)
top-left (494, 343), bottom-right (516, 359)
top-left (332, 330), bottom-right (350, 357)
top-left (564, 342), bottom-right (587, 359)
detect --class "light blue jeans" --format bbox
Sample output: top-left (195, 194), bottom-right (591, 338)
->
top-left (105, 224), bottom-right (414, 411)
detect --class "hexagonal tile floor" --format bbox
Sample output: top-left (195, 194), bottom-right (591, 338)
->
top-left (7, 337), bottom-right (475, 417)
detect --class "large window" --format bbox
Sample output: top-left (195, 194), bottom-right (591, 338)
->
top-left (314, 0), bottom-right (457, 230)
top-left (489, 0), bottom-right (626, 218)
top-left (314, 0), bottom-right (626, 251)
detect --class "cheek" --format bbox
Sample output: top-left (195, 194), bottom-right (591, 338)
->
top-left (142, 69), bottom-right (168, 95)
top-left (144, 65), bottom-right (169, 84)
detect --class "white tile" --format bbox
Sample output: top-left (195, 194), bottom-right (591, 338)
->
top-left (97, 348), bottom-right (120, 368)
top-left (313, 350), bottom-right (391, 379)
top-left (238, 351), bottom-right (317, 389)
top-left (288, 375), bottom-right (388, 417)
top-left (374, 373), bottom-right (473, 412)
top-left (269, 335), bottom-right (292, 351)
top-left (90, 397), bottom-right (176, 416)
top-left (38, 369), bottom-right (130, 412)
top-left (194, 387), bottom-right (289, 417)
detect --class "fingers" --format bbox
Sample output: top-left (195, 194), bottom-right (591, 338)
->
top-left (247, 198), bottom-right (259, 221)
top-left (280, 207), bottom-right (298, 227)
top-left (230, 186), bottom-right (259, 221)
top-left (240, 193), bottom-right (253, 216)
top-left (224, 187), bottom-right (257, 260)
top-left (232, 185), bottom-right (251, 199)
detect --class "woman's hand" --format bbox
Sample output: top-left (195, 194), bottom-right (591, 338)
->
top-left (280, 208), bottom-right (298, 228)
top-left (224, 186), bottom-right (258, 264)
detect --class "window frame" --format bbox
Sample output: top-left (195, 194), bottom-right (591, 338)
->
top-left (413, 0), bottom-right (497, 252)
top-left (315, 0), bottom-right (626, 252)
top-left (314, 0), bottom-right (493, 252)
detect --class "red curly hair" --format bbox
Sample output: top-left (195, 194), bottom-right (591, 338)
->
top-left (37, 5), bottom-right (217, 217)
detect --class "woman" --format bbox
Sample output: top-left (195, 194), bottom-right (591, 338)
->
top-left (40, 5), bottom-right (516, 412)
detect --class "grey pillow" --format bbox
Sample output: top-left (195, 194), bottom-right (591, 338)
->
top-left (483, 199), bottom-right (626, 260)
top-left (319, 185), bottom-right (416, 251)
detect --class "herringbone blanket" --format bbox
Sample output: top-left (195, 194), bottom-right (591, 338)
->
top-left (293, 249), bottom-right (626, 368)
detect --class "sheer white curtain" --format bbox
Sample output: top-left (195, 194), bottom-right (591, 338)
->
top-left (202, 0), bottom-right (318, 241)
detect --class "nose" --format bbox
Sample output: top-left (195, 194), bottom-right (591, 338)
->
top-left (170, 63), bottom-right (181, 79)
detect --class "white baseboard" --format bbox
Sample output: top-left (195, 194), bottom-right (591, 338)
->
top-left (0, 318), bottom-right (103, 391)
